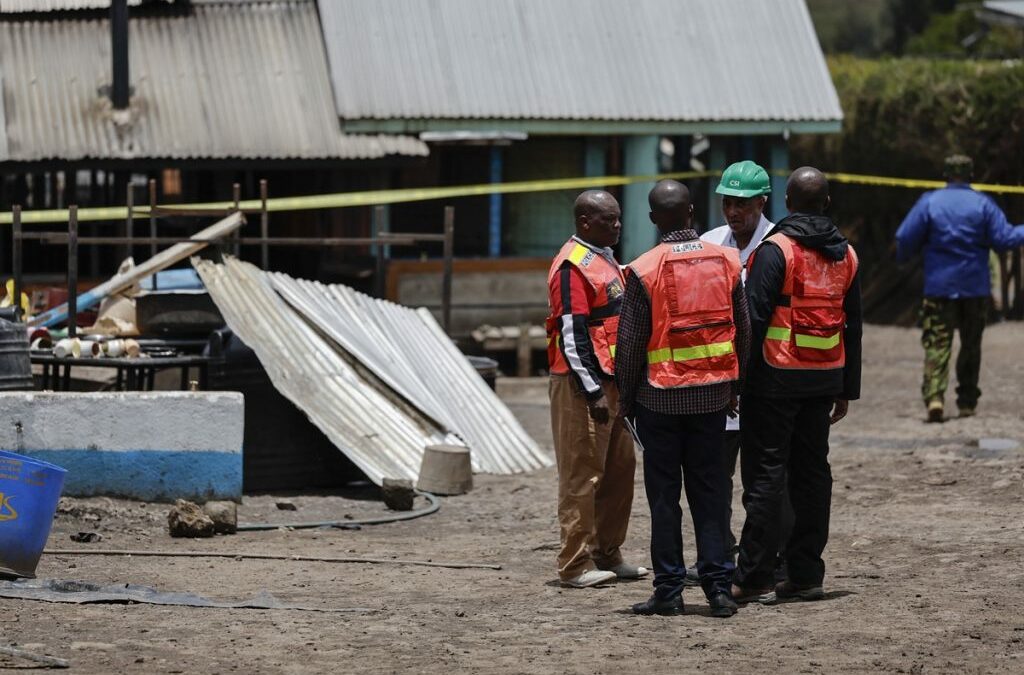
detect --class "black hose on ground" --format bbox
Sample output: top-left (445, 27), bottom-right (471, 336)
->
top-left (236, 491), bottom-right (441, 532)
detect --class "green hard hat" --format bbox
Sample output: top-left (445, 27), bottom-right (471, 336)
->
top-left (715, 160), bottom-right (771, 198)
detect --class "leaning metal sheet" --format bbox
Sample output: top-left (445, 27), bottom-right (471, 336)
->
top-left (194, 257), bottom-right (458, 485)
top-left (268, 273), bottom-right (551, 474)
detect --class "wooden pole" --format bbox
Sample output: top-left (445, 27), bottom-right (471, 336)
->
top-left (12, 205), bottom-right (22, 322)
top-left (124, 181), bottom-right (134, 265)
top-left (373, 205), bottom-right (386, 298)
top-left (148, 178), bottom-right (158, 261)
top-left (260, 179), bottom-right (269, 269)
top-left (232, 182), bottom-right (242, 258)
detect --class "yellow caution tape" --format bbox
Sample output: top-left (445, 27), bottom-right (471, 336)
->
top-left (4, 169), bottom-right (1024, 225)
top-left (822, 171), bottom-right (1024, 195)
top-left (0, 171), bottom-right (711, 225)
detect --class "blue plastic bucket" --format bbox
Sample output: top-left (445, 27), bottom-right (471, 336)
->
top-left (0, 450), bottom-right (66, 578)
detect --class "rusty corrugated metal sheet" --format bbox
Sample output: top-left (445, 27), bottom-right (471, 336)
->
top-left (0, 0), bottom-right (428, 160)
top-left (317, 0), bottom-right (841, 125)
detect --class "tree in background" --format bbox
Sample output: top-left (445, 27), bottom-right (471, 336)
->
top-left (887, 0), bottom-right (957, 54)
top-left (807, 0), bottom-right (1021, 58)
top-left (791, 56), bottom-right (1024, 323)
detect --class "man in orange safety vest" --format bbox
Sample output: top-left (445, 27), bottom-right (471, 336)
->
top-left (616, 179), bottom-right (751, 618)
top-left (732, 167), bottom-right (862, 605)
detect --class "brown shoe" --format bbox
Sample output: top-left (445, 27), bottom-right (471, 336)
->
top-left (730, 583), bottom-right (773, 604)
top-left (926, 400), bottom-right (944, 423)
top-left (773, 580), bottom-right (824, 602)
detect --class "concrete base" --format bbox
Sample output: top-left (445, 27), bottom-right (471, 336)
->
top-left (0, 392), bottom-right (244, 502)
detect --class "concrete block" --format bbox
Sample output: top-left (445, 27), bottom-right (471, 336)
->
top-left (0, 392), bottom-right (243, 502)
top-left (381, 478), bottom-right (414, 511)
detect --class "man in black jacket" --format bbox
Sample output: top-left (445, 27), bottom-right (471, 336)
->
top-left (732, 167), bottom-right (862, 603)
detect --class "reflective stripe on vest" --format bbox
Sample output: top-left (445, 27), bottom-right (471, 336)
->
top-left (545, 238), bottom-right (624, 376)
top-left (757, 233), bottom-right (858, 371)
top-left (647, 340), bottom-right (734, 365)
top-left (629, 240), bottom-right (742, 389)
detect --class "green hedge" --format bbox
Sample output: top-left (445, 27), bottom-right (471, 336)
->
top-left (792, 56), bottom-right (1024, 323)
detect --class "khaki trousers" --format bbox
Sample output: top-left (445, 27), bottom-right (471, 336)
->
top-left (550, 374), bottom-right (636, 581)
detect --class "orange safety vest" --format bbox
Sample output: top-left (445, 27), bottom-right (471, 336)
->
top-left (755, 233), bottom-right (859, 371)
top-left (629, 239), bottom-right (741, 389)
top-left (545, 238), bottom-right (625, 376)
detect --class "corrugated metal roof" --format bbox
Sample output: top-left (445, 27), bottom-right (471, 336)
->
top-left (270, 274), bottom-right (550, 474)
top-left (0, 0), bottom-right (151, 11)
top-left (983, 1), bottom-right (1024, 19)
top-left (0, 0), bottom-right (428, 160)
top-left (316, 0), bottom-right (841, 124)
top-left (194, 257), bottom-right (551, 486)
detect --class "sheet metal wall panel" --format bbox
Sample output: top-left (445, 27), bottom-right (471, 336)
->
top-left (317, 0), bottom-right (841, 124)
top-left (195, 257), bottom-right (457, 486)
top-left (0, 0), bottom-right (427, 161)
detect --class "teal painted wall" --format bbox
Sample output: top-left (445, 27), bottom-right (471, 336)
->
top-left (505, 138), bottom-right (585, 257)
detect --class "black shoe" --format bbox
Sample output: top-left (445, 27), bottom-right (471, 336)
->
top-left (683, 565), bottom-right (700, 587)
top-left (708, 592), bottom-right (738, 618)
top-left (774, 580), bottom-right (824, 602)
top-left (631, 594), bottom-right (684, 616)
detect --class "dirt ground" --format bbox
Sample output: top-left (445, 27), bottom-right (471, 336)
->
top-left (2, 322), bottom-right (1023, 674)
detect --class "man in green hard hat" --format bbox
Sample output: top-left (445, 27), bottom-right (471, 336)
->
top-left (691, 160), bottom-right (792, 586)
top-left (703, 160), bottom-right (775, 266)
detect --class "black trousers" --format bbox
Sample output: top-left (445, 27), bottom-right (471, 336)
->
top-left (723, 430), bottom-right (794, 558)
top-left (636, 405), bottom-right (733, 601)
top-left (734, 395), bottom-right (834, 590)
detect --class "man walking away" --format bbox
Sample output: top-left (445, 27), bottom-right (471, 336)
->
top-left (895, 154), bottom-right (1024, 422)
top-left (617, 180), bottom-right (751, 618)
top-left (733, 167), bottom-right (862, 604)
top-left (546, 190), bottom-right (648, 589)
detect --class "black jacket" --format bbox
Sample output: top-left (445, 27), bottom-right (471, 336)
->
top-left (743, 213), bottom-right (863, 400)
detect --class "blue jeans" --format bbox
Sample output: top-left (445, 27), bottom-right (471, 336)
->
top-left (636, 405), bottom-right (734, 600)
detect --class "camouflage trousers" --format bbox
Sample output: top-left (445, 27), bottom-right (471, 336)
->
top-left (920, 297), bottom-right (988, 410)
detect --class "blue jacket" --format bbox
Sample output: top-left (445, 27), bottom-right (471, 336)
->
top-left (895, 183), bottom-right (1024, 298)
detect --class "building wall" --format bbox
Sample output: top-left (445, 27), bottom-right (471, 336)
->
top-left (504, 138), bottom-right (586, 257)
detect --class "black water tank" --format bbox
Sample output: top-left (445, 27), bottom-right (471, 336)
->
top-left (0, 311), bottom-right (32, 391)
top-left (466, 355), bottom-right (499, 391)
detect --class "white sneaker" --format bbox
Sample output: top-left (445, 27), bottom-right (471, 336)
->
top-left (562, 570), bottom-right (616, 588)
top-left (604, 563), bottom-right (650, 579)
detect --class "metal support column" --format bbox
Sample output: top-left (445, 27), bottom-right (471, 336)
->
top-left (442, 206), bottom-right (454, 334)
top-left (67, 206), bottom-right (78, 339)
top-left (12, 206), bottom-right (22, 322)
top-left (373, 205), bottom-right (387, 298)
top-left (621, 135), bottom-right (660, 263)
top-left (488, 146), bottom-right (503, 257)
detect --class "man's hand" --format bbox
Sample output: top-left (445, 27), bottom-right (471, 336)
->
top-left (587, 394), bottom-right (611, 425)
top-left (727, 394), bottom-right (739, 418)
top-left (830, 398), bottom-right (849, 425)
